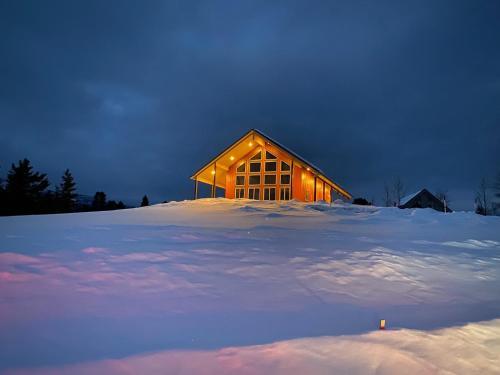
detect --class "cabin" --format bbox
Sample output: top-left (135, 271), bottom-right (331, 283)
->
top-left (399, 189), bottom-right (452, 212)
top-left (191, 129), bottom-right (352, 202)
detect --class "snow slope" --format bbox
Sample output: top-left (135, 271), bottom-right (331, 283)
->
top-left (1, 199), bottom-right (499, 374)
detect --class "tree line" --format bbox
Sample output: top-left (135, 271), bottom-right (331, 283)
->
top-left (0, 158), bottom-right (150, 216)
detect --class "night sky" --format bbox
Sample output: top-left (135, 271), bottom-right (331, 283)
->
top-left (1, 1), bottom-right (499, 210)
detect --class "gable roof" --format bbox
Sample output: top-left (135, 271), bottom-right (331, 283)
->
top-left (400, 189), bottom-right (425, 206)
top-left (191, 129), bottom-right (352, 199)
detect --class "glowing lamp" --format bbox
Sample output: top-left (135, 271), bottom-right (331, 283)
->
top-left (306, 167), bottom-right (310, 171)
top-left (229, 156), bottom-right (235, 161)
top-left (211, 170), bottom-right (216, 175)
top-left (248, 142), bottom-right (253, 147)
top-left (379, 319), bottom-right (386, 330)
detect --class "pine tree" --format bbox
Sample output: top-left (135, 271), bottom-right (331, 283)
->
top-left (141, 195), bottom-right (149, 207)
top-left (92, 191), bottom-right (107, 211)
top-left (5, 159), bottom-right (50, 215)
top-left (58, 169), bottom-right (77, 212)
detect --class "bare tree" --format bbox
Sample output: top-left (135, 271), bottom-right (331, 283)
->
top-left (435, 188), bottom-right (451, 213)
top-left (392, 177), bottom-right (405, 206)
top-left (475, 177), bottom-right (489, 215)
top-left (493, 172), bottom-right (500, 215)
top-left (383, 182), bottom-right (392, 207)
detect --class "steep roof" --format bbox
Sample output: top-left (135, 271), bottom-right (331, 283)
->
top-left (400, 190), bottom-right (424, 206)
top-left (191, 129), bottom-right (352, 199)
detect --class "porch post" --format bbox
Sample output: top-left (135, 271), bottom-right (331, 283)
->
top-left (194, 177), bottom-right (199, 200)
top-left (313, 176), bottom-right (317, 202)
top-left (211, 163), bottom-right (217, 198)
top-left (290, 160), bottom-right (294, 199)
top-left (322, 180), bottom-right (325, 201)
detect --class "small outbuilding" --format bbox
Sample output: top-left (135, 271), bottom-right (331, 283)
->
top-left (399, 189), bottom-right (451, 212)
top-left (191, 129), bottom-right (352, 202)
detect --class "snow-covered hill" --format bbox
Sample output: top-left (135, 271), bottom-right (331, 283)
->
top-left (1, 199), bottom-right (499, 374)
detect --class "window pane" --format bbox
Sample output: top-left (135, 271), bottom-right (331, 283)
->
top-left (249, 175), bottom-right (260, 185)
top-left (250, 162), bottom-right (261, 172)
top-left (235, 188), bottom-right (244, 199)
top-left (280, 187), bottom-right (290, 200)
top-left (280, 174), bottom-right (290, 185)
top-left (264, 188), bottom-right (276, 200)
top-left (250, 151), bottom-right (261, 160)
top-left (264, 175), bottom-right (276, 184)
top-left (281, 161), bottom-right (290, 171)
top-left (266, 151), bottom-right (276, 159)
top-left (248, 188), bottom-right (260, 200)
top-left (236, 175), bottom-right (245, 186)
top-left (270, 188), bottom-right (276, 200)
top-left (265, 161), bottom-right (276, 172)
top-left (236, 163), bottom-right (245, 173)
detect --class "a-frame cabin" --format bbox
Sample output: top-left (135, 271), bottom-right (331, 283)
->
top-left (191, 129), bottom-right (351, 202)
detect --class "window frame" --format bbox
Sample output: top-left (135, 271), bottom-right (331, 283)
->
top-left (248, 187), bottom-right (260, 200)
top-left (249, 174), bottom-right (261, 185)
top-left (264, 174), bottom-right (277, 185)
top-left (235, 188), bottom-right (245, 199)
top-left (263, 187), bottom-right (276, 201)
top-left (235, 175), bottom-right (245, 186)
top-left (265, 161), bottom-right (277, 172)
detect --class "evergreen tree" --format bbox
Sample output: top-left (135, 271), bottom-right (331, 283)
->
top-left (57, 169), bottom-right (77, 212)
top-left (141, 195), bottom-right (149, 207)
top-left (0, 165), bottom-right (5, 215)
top-left (5, 159), bottom-right (50, 215)
top-left (92, 191), bottom-right (107, 211)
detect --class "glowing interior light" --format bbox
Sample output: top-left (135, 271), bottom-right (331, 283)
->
top-left (211, 170), bottom-right (216, 175)
top-left (379, 319), bottom-right (386, 330)
top-left (248, 142), bottom-right (253, 147)
top-left (229, 156), bottom-right (235, 161)
top-left (306, 167), bottom-right (310, 171)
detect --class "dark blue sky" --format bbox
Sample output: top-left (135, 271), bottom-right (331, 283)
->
top-left (1, 0), bottom-right (499, 209)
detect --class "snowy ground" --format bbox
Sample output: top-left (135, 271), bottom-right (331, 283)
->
top-left (1, 199), bottom-right (499, 374)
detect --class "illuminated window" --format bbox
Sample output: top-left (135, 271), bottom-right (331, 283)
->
top-left (249, 175), bottom-right (260, 185)
top-left (248, 188), bottom-right (260, 200)
top-left (265, 161), bottom-right (276, 172)
top-left (236, 175), bottom-right (245, 186)
top-left (265, 151), bottom-right (277, 160)
top-left (281, 161), bottom-right (290, 172)
top-left (264, 175), bottom-right (276, 185)
top-left (264, 187), bottom-right (276, 200)
top-left (280, 174), bottom-right (290, 185)
top-left (250, 151), bottom-right (261, 160)
top-left (250, 162), bottom-right (261, 173)
top-left (280, 187), bottom-right (290, 200)
top-left (235, 188), bottom-right (245, 199)
top-left (236, 163), bottom-right (245, 173)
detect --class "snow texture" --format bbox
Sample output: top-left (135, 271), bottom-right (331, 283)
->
top-left (1, 199), bottom-right (499, 374)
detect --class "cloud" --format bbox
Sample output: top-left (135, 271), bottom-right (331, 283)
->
top-left (1, 1), bottom-right (499, 206)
